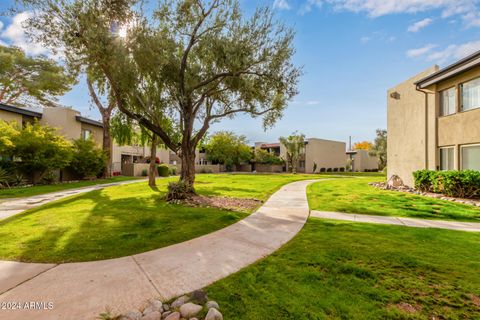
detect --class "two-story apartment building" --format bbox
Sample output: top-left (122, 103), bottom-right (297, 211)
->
top-left (388, 51), bottom-right (480, 186)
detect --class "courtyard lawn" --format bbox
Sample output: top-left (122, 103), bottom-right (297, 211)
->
top-left (0, 176), bottom-right (141, 199)
top-left (308, 177), bottom-right (480, 222)
top-left (0, 174), bottom-right (319, 263)
top-left (206, 218), bottom-right (480, 319)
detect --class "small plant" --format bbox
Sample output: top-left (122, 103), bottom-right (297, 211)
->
top-left (141, 169), bottom-right (148, 176)
top-left (157, 164), bottom-right (170, 177)
top-left (320, 168), bottom-right (326, 173)
top-left (0, 168), bottom-right (11, 188)
top-left (339, 167), bottom-right (345, 172)
top-left (166, 181), bottom-right (193, 201)
top-left (170, 166), bottom-right (177, 175)
top-left (333, 168), bottom-right (338, 172)
top-left (41, 170), bottom-right (56, 185)
top-left (326, 168), bottom-right (332, 172)
top-left (10, 173), bottom-right (27, 187)
top-left (312, 162), bottom-right (317, 173)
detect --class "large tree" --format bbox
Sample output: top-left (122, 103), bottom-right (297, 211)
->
top-left (279, 132), bottom-right (305, 174)
top-left (20, 0), bottom-right (301, 195)
top-left (0, 44), bottom-right (75, 107)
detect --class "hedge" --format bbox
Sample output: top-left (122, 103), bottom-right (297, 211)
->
top-left (157, 164), bottom-right (170, 177)
top-left (413, 170), bottom-right (480, 199)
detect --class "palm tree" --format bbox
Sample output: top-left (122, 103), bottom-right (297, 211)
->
top-left (280, 132), bottom-right (305, 174)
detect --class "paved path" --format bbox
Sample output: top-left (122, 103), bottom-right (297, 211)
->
top-left (0, 179), bottom-right (146, 221)
top-left (0, 179), bottom-right (315, 320)
top-left (311, 210), bottom-right (480, 232)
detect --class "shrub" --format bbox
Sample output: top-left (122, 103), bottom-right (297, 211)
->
top-left (0, 168), bottom-right (11, 188)
top-left (69, 139), bottom-right (106, 179)
top-left (339, 167), bottom-right (345, 172)
top-left (413, 170), bottom-right (480, 198)
top-left (333, 168), bottom-right (338, 172)
top-left (169, 166), bottom-right (177, 176)
top-left (320, 168), bottom-right (326, 173)
top-left (166, 181), bottom-right (192, 201)
top-left (312, 162), bottom-right (317, 173)
top-left (41, 170), bottom-right (57, 185)
top-left (326, 168), bottom-right (332, 172)
top-left (157, 164), bottom-right (170, 177)
top-left (254, 149), bottom-right (284, 165)
top-left (141, 169), bottom-right (148, 176)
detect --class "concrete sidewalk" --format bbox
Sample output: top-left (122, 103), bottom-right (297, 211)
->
top-left (0, 179), bottom-right (316, 320)
top-left (311, 210), bottom-right (480, 232)
top-left (0, 179), bottom-right (146, 221)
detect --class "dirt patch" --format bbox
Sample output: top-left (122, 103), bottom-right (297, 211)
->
top-left (469, 293), bottom-right (480, 307)
top-left (181, 195), bottom-right (262, 212)
top-left (388, 302), bottom-right (422, 314)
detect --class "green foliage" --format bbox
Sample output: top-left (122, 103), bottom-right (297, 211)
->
top-left (9, 121), bottom-right (73, 179)
top-left (0, 44), bottom-right (75, 107)
top-left (157, 164), bottom-right (170, 177)
top-left (41, 170), bottom-right (57, 185)
top-left (0, 120), bottom-right (20, 154)
top-left (312, 162), bottom-right (317, 173)
top-left (70, 139), bottom-right (106, 179)
top-left (141, 169), bottom-right (148, 177)
top-left (205, 131), bottom-right (252, 171)
top-left (0, 167), bottom-right (11, 188)
top-left (369, 129), bottom-right (387, 170)
top-left (413, 170), bottom-right (480, 199)
top-left (279, 132), bottom-right (305, 174)
top-left (254, 149), bottom-right (284, 165)
top-left (169, 166), bottom-right (177, 176)
top-left (19, 0), bottom-right (301, 190)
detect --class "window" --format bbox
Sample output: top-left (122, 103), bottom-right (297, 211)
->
top-left (81, 129), bottom-right (92, 140)
top-left (439, 147), bottom-right (454, 170)
top-left (439, 87), bottom-right (456, 116)
top-left (461, 145), bottom-right (480, 170)
top-left (461, 77), bottom-right (480, 111)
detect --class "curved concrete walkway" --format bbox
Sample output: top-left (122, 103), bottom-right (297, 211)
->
top-left (311, 211), bottom-right (480, 232)
top-left (0, 179), bottom-right (316, 320)
top-left (0, 179), bottom-right (146, 221)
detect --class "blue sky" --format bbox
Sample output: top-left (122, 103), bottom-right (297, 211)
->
top-left (1, 0), bottom-right (480, 145)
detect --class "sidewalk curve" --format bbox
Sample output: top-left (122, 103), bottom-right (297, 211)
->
top-left (311, 210), bottom-right (480, 232)
top-left (0, 179), bottom-right (317, 320)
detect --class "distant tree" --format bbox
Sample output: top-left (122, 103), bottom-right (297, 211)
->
top-left (369, 129), bottom-right (387, 170)
top-left (0, 45), bottom-right (75, 107)
top-left (70, 138), bottom-right (107, 179)
top-left (254, 149), bottom-right (284, 165)
top-left (279, 132), bottom-right (305, 174)
top-left (353, 141), bottom-right (373, 151)
top-left (204, 131), bottom-right (252, 171)
top-left (19, 0), bottom-right (301, 197)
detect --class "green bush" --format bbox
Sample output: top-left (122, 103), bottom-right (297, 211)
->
top-left (169, 166), bottom-right (177, 176)
top-left (413, 170), bottom-right (480, 198)
top-left (165, 181), bottom-right (192, 201)
top-left (69, 139), bottom-right (106, 179)
top-left (157, 164), bottom-right (170, 177)
top-left (141, 169), bottom-right (148, 176)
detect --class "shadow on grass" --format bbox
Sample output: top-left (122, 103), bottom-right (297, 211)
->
top-left (1, 187), bottom-right (248, 263)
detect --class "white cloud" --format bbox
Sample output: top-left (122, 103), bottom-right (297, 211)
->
top-left (1, 12), bottom-right (52, 56)
top-left (406, 44), bottom-right (437, 58)
top-left (426, 40), bottom-right (480, 64)
top-left (305, 100), bottom-right (321, 105)
top-left (360, 36), bottom-right (371, 44)
top-left (273, 0), bottom-right (291, 10)
top-left (408, 18), bottom-right (433, 32)
top-left (299, 0), bottom-right (323, 14)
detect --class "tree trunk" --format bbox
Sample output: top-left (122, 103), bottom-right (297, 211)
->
top-left (149, 135), bottom-right (157, 187)
top-left (179, 143), bottom-right (196, 194)
top-left (102, 116), bottom-right (112, 178)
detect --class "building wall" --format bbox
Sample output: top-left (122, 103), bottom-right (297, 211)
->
top-left (0, 110), bottom-right (22, 125)
top-left (40, 107), bottom-right (83, 140)
top-left (81, 123), bottom-right (103, 147)
top-left (387, 66), bottom-right (439, 186)
top-left (352, 149), bottom-right (379, 172)
top-left (430, 66), bottom-right (480, 170)
top-left (304, 138), bottom-right (347, 173)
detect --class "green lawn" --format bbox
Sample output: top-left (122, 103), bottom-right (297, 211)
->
top-left (0, 176), bottom-right (141, 199)
top-left (0, 174), bottom-right (319, 263)
top-left (206, 218), bottom-right (480, 319)
top-left (308, 177), bottom-right (480, 222)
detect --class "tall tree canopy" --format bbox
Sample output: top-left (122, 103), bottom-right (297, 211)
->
top-left (19, 0), bottom-right (301, 195)
top-left (280, 132), bottom-right (305, 174)
top-left (0, 45), bottom-right (75, 107)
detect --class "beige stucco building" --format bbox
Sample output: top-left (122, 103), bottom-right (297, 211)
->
top-left (255, 138), bottom-right (347, 173)
top-left (347, 149), bottom-right (379, 172)
top-left (388, 51), bottom-right (480, 186)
